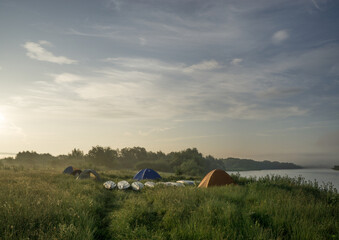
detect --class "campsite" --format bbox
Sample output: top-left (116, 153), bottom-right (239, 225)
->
top-left (0, 165), bottom-right (338, 240)
top-left (1, 1), bottom-right (339, 239)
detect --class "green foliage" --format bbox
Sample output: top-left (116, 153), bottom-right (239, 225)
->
top-left (69, 148), bottom-right (84, 159)
top-left (1, 147), bottom-right (302, 176)
top-left (87, 146), bottom-right (118, 168)
top-left (223, 158), bottom-right (302, 171)
top-left (169, 148), bottom-right (206, 176)
top-left (119, 147), bottom-right (148, 169)
top-left (134, 161), bottom-right (171, 172)
top-left (15, 151), bottom-right (56, 164)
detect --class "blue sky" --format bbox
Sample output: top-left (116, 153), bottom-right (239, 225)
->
top-left (0, 0), bottom-right (338, 166)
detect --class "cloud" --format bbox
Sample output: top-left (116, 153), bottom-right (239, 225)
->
top-left (184, 60), bottom-right (220, 73)
top-left (311, 0), bottom-right (322, 10)
top-left (272, 30), bottom-right (289, 44)
top-left (138, 127), bottom-right (172, 136)
top-left (103, 57), bottom-right (183, 72)
top-left (227, 105), bottom-right (308, 120)
top-left (7, 53), bottom-right (312, 123)
top-left (38, 40), bottom-right (53, 46)
top-left (23, 41), bottom-right (77, 64)
top-left (138, 37), bottom-right (147, 46)
top-left (106, 0), bottom-right (121, 11)
top-left (50, 73), bottom-right (83, 84)
top-left (258, 87), bottom-right (302, 99)
top-left (231, 58), bottom-right (243, 66)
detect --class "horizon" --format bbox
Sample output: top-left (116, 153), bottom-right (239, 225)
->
top-left (0, 147), bottom-right (335, 168)
top-left (1, 0), bottom-right (339, 167)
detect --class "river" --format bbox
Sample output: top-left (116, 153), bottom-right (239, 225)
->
top-left (228, 168), bottom-right (339, 190)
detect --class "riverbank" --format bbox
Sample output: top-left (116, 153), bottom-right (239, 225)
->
top-left (229, 168), bottom-right (339, 190)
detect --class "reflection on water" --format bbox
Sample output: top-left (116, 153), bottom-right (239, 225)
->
top-left (228, 168), bottom-right (339, 190)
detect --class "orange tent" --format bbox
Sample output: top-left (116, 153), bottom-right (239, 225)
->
top-left (198, 169), bottom-right (234, 188)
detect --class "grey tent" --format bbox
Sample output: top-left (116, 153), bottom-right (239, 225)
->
top-left (63, 166), bottom-right (74, 174)
top-left (71, 169), bottom-right (82, 176)
top-left (76, 169), bottom-right (101, 181)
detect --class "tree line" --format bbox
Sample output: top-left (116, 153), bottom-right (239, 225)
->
top-left (5, 146), bottom-right (301, 176)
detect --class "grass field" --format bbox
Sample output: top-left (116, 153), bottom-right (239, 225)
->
top-left (0, 167), bottom-right (338, 240)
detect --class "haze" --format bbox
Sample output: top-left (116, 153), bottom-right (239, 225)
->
top-left (0, 0), bottom-right (338, 167)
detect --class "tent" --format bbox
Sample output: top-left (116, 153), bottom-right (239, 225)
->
top-left (198, 169), bottom-right (234, 188)
top-left (133, 168), bottom-right (162, 181)
top-left (71, 169), bottom-right (82, 176)
top-left (76, 169), bottom-right (101, 181)
top-left (63, 166), bottom-right (74, 174)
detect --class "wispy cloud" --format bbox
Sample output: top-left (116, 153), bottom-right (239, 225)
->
top-left (184, 60), bottom-right (221, 73)
top-left (311, 0), bottom-right (322, 10)
top-left (258, 87), bottom-right (303, 99)
top-left (50, 73), bottom-right (83, 84)
top-left (106, 0), bottom-right (122, 11)
top-left (231, 58), bottom-right (243, 66)
top-left (6, 54), bottom-right (313, 122)
top-left (272, 30), bottom-right (289, 44)
top-left (23, 41), bottom-right (77, 64)
top-left (138, 36), bottom-right (147, 46)
top-left (138, 127), bottom-right (172, 136)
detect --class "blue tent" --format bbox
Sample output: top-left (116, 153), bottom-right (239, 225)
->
top-left (63, 166), bottom-right (74, 174)
top-left (133, 168), bottom-right (162, 180)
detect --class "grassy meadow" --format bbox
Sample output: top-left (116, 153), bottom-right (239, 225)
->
top-left (0, 167), bottom-right (338, 240)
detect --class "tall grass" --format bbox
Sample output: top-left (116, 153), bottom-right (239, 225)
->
top-left (0, 170), bottom-right (106, 240)
top-left (0, 169), bottom-right (338, 240)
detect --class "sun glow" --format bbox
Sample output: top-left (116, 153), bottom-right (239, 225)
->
top-left (0, 112), bottom-right (5, 123)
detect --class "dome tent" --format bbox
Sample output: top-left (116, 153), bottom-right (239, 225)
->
top-left (198, 169), bottom-right (234, 188)
top-left (63, 166), bottom-right (81, 175)
top-left (133, 168), bottom-right (162, 181)
top-left (63, 166), bottom-right (74, 174)
top-left (76, 169), bottom-right (101, 181)
top-left (71, 169), bottom-right (82, 176)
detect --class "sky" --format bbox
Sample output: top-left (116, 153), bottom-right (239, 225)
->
top-left (0, 0), bottom-right (338, 166)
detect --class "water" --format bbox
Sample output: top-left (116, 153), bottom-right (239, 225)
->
top-left (0, 153), bottom-right (16, 159)
top-left (228, 168), bottom-right (339, 190)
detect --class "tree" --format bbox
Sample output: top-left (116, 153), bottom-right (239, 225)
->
top-left (68, 148), bottom-right (84, 159)
top-left (87, 146), bottom-right (117, 168)
top-left (119, 147), bottom-right (148, 168)
top-left (169, 148), bottom-right (206, 176)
